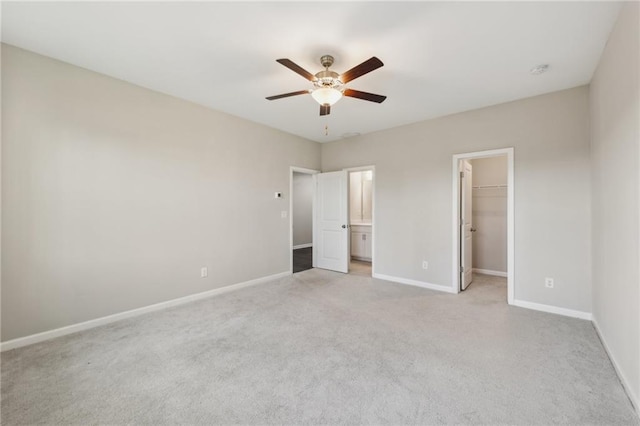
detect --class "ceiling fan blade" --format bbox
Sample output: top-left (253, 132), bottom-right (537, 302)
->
top-left (343, 89), bottom-right (387, 103)
top-left (339, 57), bottom-right (384, 83)
top-left (276, 59), bottom-right (316, 81)
top-left (320, 104), bottom-right (331, 116)
top-left (265, 90), bottom-right (310, 101)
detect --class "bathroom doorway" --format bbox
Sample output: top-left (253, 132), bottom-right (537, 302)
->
top-left (346, 166), bottom-right (375, 277)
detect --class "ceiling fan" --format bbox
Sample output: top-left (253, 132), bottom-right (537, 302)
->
top-left (266, 55), bottom-right (387, 116)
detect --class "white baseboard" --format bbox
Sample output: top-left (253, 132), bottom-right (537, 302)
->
top-left (0, 271), bottom-right (291, 352)
top-left (373, 273), bottom-right (457, 294)
top-left (473, 268), bottom-right (507, 277)
top-left (293, 243), bottom-right (312, 250)
top-left (592, 316), bottom-right (639, 415)
top-left (512, 299), bottom-right (592, 320)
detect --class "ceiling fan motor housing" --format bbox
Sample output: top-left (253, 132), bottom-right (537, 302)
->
top-left (314, 69), bottom-right (342, 89)
top-left (314, 55), bottom-right (342, 89)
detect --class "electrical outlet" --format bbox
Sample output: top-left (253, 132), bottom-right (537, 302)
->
top-left (545, 277), bottom-right (554, 288)
top-left (201, 267), bottom-right (208, 278)
top-left (422, 260), bottom-right (429, 270)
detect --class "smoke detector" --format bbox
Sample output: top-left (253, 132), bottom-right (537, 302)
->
top-left (530, 64), bottom-right (550, 75)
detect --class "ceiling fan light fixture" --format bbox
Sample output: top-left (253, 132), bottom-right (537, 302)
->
top-left (311, 87), bottom-right (343, 106)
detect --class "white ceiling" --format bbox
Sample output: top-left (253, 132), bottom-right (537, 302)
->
top-left (1, 2), bottom-right (622, 142)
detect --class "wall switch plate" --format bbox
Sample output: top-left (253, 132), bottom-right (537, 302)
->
top-left (545, 277), bottom-right (554, 288)
top-left (422, 261), bottom-right (429, 270)
top-left (281, 210), bottom-right (287, 218)
top-left (201, 267), bottom-right (208, 278)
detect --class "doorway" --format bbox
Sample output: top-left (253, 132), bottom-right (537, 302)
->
top-left (452, 148), bottom-right (514, 303)
top-left (347, 168), bottom-right (374, 277)
top-left (310, 166), bottom-right (375, 276)
top-left (290, 167), bottom-right (319, 274)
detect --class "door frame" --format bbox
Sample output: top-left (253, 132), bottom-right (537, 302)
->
top-left (289, 166), bottom-right (320, 274)
top-left (451, 148), bottom-right (514, 303)
top-left (343, 165), bottom-right (376, 276)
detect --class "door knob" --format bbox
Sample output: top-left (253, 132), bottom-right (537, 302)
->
top-left (342, 224), bottom-right (347, 229)
top-left (471, 228), bottom-right (477, 232)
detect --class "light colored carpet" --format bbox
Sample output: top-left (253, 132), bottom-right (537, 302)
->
top-left (1, 270), bottom-right (638, 425)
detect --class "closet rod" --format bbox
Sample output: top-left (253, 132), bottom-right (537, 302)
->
top-left (472, 184), bottom-right (508, 189)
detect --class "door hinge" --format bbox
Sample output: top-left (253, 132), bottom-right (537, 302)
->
top-left (460, 171), bottom-right (464, 178)
top-left (460, 266), bottom-right (464, 272)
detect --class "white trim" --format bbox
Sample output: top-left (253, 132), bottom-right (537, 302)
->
top-left (0, 271), bottom-right (290, 352)
top-left (343, 165), bottom-right (376, 172)
top-left (452, 148), bottom-right (515, 304)
top-left (473, 268), bottom-right (508, 277)
top-left (373, 273), bottom-right (457, 294)
top-left (290, 167), bottom-right (319, 174)
top-left (512, 299), bottom-right (592, 320)
top-left (592, 316), bottom-right (639, 414)
top-left (293, 243), bottom-right (312, 250)
top-left (343, 166), bottom-right (376, 276)
top-left (290, 166), bottom-right (320, 274)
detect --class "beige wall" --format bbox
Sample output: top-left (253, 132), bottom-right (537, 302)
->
top-left (590, 2), bottom-right (639, 409)
top-left (322, 86), bottom-right (591, 313)
top-left (471, 156), bottom-right (507, 273)
top-left (1, 45), bottom-right (320, 341)
top-left (292, 172), bottom-right (313, 247)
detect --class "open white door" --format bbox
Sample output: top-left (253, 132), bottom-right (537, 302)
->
top-left (460, 160), bottom-right (473, 290)
top-left (314, 171), bottom-right (349, 273)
